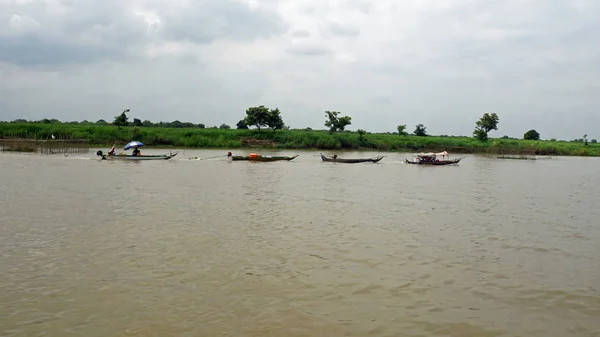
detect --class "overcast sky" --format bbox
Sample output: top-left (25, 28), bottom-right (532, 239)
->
top-left (0, 0), bottom-right (598, 139)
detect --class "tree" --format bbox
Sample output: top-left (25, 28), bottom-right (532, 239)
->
top-left (324, 111), bottom-right (352, 133)
top-left (142, 120), bottom-right (153, 127)
top-left (236, 119), bottom-right (249, 129)
top-left (523, 129), bottom-right (540, 140)
top-left (267, 108), bottom-right (285, 131)
top-left (133, 118), bottom-right (142, 127)
top-left (219, 123), bottom-right (231, 129)
top-left (357, 129), bottom-right (366, 144)
top-left (413, 124), bottom-right (427, 136)
top-left (244, 105), bottom-right (271, 131)
top-left (474, 129), bottom-right (488, 141)
top-left (113, 109), bottom-right (130, 127)
top-left (473, 112), bottom-right (499, 141)
top-left (397, 124), bottom-right (408, 136)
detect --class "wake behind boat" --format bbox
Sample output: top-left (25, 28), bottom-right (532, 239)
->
top-left (405, 151), bottom-right (463, 165)
top-left (320, 153), bottom-right (384, 163)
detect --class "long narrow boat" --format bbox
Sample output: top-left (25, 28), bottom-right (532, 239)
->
top-left (405, 151), bottom-right (462, 165)
top-left (405, 158), bottom-right (462, 165)
top-left (97, 150), bottom-right (178, 160)
top-left (229, 153), bottom-right (298, 162)
top-left (320, 154), bottom-right (384, 163)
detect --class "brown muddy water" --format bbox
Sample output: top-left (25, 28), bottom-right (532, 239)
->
top-left (1, 149), bottom-right (599, 337)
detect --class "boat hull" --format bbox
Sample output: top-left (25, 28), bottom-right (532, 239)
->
top-left (321, 154), bottom-right (383, 163)
top-left (405, 158), bottom-right (461, 165)
top-left (231, 155), bottom-right (298, 162)
top-left (105, 153), bottom-right (178, 160)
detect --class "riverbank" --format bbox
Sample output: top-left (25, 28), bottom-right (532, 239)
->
top-left (1, 122), bottom-right (598, 156)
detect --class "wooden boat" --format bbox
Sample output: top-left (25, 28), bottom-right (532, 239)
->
top-left (228, 153), bottom-right (298, 162)
top-left (405, 158), bottom-right (462, 165)
top-left (405, 151), bottom-right (462, 165)
top-left (320, 153), bottom-right (384, 163)
top-left (96, 150), bottom-right (178, 160)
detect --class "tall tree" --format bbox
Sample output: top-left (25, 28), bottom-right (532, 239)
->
top-left (397, 124), bottom-right (408, 136)
top-left (473, 112), bottom-right (499, 141)
top-left (413, 124), bottom-right (427, 136)
top-left (324, 111), bottom-right (352, 133)
top-left (267, 108), bottom-right (285, 131)
top-left (113, 109), bottom-right (130, 127)
top-left (243, 106), bottom-right (285, 131)
top-left (244, 105), bottom-right (271, 131)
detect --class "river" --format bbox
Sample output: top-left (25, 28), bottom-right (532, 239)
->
top-left (1, 149), bottom-right (599, 337)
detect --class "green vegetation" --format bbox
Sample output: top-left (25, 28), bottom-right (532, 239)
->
top-left (473, 112), bottom-right (499, 141)
top-left (413, 124), bottom-right (427, 137)
top-left (2, 122), bottom-right (599, 156)
top-left (243, 105), bottom-right (285, 131)
top-left (325, 111), bottom-right (352, 133)
top-left (1, 108), bottom-right (598, 156)
top-left (524, 129), bottom-right (540, 140)
top-left (396, 125), bottom-right (408, 136)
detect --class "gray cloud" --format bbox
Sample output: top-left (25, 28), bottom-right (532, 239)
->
top-left (0, 35), bottom-right (129, 67)
top-left (342, 0), bottom-right (372, 14)
top-left (291, 30), bottom-right (311, 38)
top-left (328, 22), bottom-right (360, 37)
top-left (0, 0), bottom-right (599, 140)
top-left (160, 0), bottom-right (287, 44)
top-left (286, 44), bottom-right (330, 57)
top-left (0, 0), bottom-right (287, 66)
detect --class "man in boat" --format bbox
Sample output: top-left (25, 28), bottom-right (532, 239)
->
top-left (227, 151), bottom-right (232, 158)
top-left (333, 154), bottom-right (338, 159)
top-left (107, 144), bottom-right (116, 156)
top-left (132, 147), bottom-right (141, 156)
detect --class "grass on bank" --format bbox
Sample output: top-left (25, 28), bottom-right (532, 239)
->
top-left (1, 122), bottom-right (598, 156)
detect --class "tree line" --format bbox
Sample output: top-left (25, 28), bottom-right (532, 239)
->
top-left (4, 108), bottom-right (596, 143)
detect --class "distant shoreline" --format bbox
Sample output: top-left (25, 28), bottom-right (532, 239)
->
top-left (1, 122), bottom-right (598, 157)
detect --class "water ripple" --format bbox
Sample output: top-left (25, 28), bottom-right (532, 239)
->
top-left (1, 152), bottom-right (599, 337)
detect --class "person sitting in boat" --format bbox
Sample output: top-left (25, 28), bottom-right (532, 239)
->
top-left (333, 154), bottom-right (338, 159)
top-left (132, 147), bottom-right (141, 156)
top-left (227, 151), bottom-right (232, 158)
top-left (107, 144), bottom-right (116, 156)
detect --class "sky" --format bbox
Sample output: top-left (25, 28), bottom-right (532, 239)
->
top-left (0, 0), bottom-right (599, 140)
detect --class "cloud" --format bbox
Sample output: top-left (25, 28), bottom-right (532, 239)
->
top-left (159, 0), bottom-right (287, 44)
top-left (327, 22), bottom-right (360, 37)
top-left (286, 41), bottom-right (330, 56)
top-left (0, 0), bottom-right (599, 139)
top-left (7, 14), bottom-right (40, 32)
top-left (291, 29), bottom-right (310, 38)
